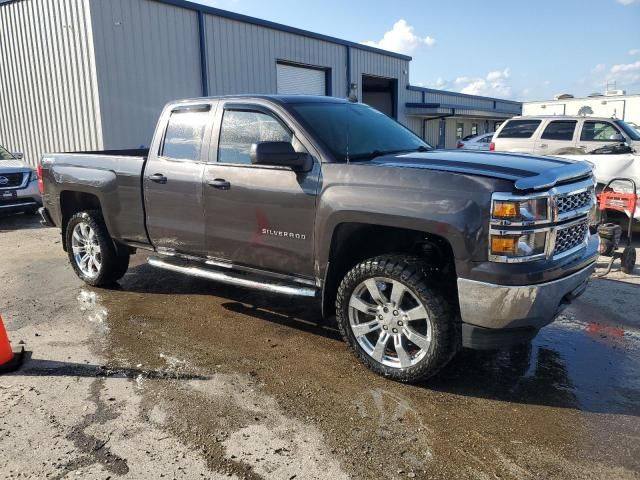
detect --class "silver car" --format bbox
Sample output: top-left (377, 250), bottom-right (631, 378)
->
top-left (0, 144), bottom-right (41, 215)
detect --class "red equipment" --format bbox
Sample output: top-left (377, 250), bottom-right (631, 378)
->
top-left (596, 178), bottom-right (637, 275)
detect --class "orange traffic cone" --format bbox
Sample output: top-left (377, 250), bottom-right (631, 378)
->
top-left (0, 314), bottom-right (23, 373)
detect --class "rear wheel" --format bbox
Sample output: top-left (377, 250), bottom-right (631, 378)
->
top-left (621, 246), bottom-right (636, 274)
top-left (65, 211), bottom-right (129, 286)
top-left (335, 255), bottom-right (457, 383)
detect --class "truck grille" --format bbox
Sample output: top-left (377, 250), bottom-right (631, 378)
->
top-left (556, 189), bottom-right (593, 215)
top-left (554, 221), bottom-right (589, 255)
top-left (0, 172), bottom-right (25, 188)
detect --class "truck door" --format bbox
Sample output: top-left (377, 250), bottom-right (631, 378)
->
top-left (202, 102), bottom-right (319, 278)
top-left (143, 103), bottom-right (214, 256)
top-left (534, 119), bottom-right (578, 155)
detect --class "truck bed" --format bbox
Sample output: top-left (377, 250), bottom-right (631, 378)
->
top-left (40, 149), bottom-right (151, 247)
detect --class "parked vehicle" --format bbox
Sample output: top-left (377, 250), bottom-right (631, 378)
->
top-left (558, 144), bottom-right (640, 220)
top-left (39, 96), bottom-right (598, 382)
top-left (456, 132), bottom-right (494, 151)
top-left (0, 144), bottom-right (41, 215)
top-left (490, 116), bottom-right (640, 156)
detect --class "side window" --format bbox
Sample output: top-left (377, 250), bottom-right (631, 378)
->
top-left (481, 135), bottom-right (492, 143)
top-left (456, 123), bottom-right (464, 140)
top-left (496, 120), bottom-right (541, 139)
top-left (161, 109), bottom-right (209, 161)
top-left (218, 110), bottom-right (292, 164)
top-left (541, 120), bottom-right (577, 141)
top-left (580, 121), bottom-right (621, 141)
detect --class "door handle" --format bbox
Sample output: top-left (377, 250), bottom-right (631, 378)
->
top-left (208, 178), bottom-right (231, 190)
top-left (149, 173), bottom-right (167, 184)
top-left (539, 143), bottom-right (548, 148)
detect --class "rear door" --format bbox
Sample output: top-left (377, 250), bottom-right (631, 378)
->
top-left (534, 119), bottom-right (578, 154)
top-left (493, 119), bottom-right (542, 152)
top-left (143, 103), bottom-right (215, 256)
top-left (577, 120), bottom-right (624, 153)
top-left (202, 101), bottom-right (320, 278)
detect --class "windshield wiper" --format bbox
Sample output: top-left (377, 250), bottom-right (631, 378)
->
top-left (349, 146), bottom-right (431, 161)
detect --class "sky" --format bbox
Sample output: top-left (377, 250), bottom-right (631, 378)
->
top-left (196, 0), bottom-right (640, 101)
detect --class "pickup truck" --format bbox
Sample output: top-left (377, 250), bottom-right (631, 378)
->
top-left (1, 144), bottom-right (41, 215)
top-left (39, 95), bottom-right (599, 382)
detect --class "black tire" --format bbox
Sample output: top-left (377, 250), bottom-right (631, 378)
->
top-left (335, 255), bottom-right (458, 383)
top-left (65, 210), bottom-right (130, 286)
top-left (621, 247), bottom-right (636, 275)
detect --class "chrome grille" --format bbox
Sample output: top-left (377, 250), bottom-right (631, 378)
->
top-left (556, 189), bottom-right (593, 215)
top-left (0, 172), bottom-right (25, 188)
top-left (554, 221), bottom-right (589, 255)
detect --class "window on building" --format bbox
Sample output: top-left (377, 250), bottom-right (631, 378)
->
top-left (456, 123), bottom-right (464, 140)
top-left (161, 108), bottom-right (210, 161)
top-left (496, 119), bottom-right (541, 139)
top-left (494, 121), bottom-right (503, 131)
top-left (471, 123), bottom-right (478, 136)
top-left (580, 121), bottom-right (622, 141)
top-left (218, 110), bottom-right (292, 165)
top-left (541, 120), bottom-right (577, 140)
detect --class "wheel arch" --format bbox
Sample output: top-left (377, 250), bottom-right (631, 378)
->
top-left (320, 221), bottom-right (457, 319)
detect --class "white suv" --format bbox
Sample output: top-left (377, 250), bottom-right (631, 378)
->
top-left (491, 116), bottom-right (640, 155)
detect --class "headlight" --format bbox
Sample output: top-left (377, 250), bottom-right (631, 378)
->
top-left (490, 231), bottom-right (547, 259)
top-left (492, 198), bottom-right (549, 223)
top-left (29, 170), bottom-right (39, 182)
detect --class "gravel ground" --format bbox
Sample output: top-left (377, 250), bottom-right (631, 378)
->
top-left (0, 213), bottom-right (639, 480)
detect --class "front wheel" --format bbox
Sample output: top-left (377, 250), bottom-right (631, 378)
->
top-left (335, 255), bottom-right (458, 383)
top-left (65, 211), bottom-right (130, 286)
top-left (621, 246), bottom-right (636, 274)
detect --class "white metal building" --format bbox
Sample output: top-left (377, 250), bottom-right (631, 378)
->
top-left (0, 0), bottom-right (521, 166)
top-left (523, 91), bottom-right (640, 126)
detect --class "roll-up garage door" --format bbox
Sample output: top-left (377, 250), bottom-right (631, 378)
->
top-left (276, 63), bottom-right (326, 96)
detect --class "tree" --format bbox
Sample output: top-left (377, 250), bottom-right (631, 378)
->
top-left (578, 106), bottom-right (594, 116)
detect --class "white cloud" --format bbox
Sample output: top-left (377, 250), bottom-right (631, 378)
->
top-left (592, 63), bottom-right (607, 73)
top-left (617, 0), bottom-right (639, 5)
top-left (629, 49), bottom-right (640, 55)
top-left (428, 77), bottom-right (449, 89)
top-left (608, 60), bottom-right (640, 86)
top-left (362, 20), bottom-right (435, 54)
top-left (453, 68), bottom-right (512, 97)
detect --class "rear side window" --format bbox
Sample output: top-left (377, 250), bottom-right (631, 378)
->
top-left (580, 121), bottom-right (621, 141)
top-left (497, 120), bottom-right (541, 138)
top-left (218, 110), bottom-right (292, 165)
top-left (541, 120), bottom-right (577, 140)
top-left (161, 108), bottom-right (210, 160)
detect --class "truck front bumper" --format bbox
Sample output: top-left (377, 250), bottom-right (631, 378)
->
top-left (0, 179), bottom-right (42, 214)
top-left (457, 238), bottom-right (598, 350)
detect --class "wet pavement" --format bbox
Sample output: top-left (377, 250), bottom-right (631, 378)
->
top-left (1, 213), bottom-right (639, 479)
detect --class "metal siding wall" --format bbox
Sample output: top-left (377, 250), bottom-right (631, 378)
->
top-left (203, 15), bottom-right (346, 97)
top-left (350, 49), bottom-right (410, 123)
top-left (89, 0), bottom-right (202, 149)
top-left (0, 0), bottom-right (102, 167)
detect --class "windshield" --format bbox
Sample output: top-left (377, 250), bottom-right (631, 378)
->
top-left (289, 102), bottom-right (431, 161)
top-left (614, 120), bottom-right (640, 141)
top-left (0, 144), bottom-right (15, 161)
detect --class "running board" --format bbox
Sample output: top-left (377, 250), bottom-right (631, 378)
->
top-left (147, 257), bottom-right (317, 297)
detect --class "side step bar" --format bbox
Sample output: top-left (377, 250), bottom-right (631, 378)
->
top-left (147, 257), bottom-right (318, 297)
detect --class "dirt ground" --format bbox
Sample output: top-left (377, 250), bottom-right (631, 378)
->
top-left (1, 213), bottom-right (639, 480)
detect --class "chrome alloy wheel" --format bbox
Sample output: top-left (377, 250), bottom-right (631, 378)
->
top-left (348, 277), bottom-right (432, 369)
top-left (71, 222), bottom-right (102, 278)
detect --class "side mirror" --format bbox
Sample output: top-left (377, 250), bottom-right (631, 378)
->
top-left (250, 142), bottom-right (312, 172)
top-left (609, 133), bottom-right (624, 142)
top-left (12, 152), bottom-right (23, 160)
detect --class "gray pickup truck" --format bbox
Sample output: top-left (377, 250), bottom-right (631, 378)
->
top-left (40, 95), bottom-right (599, 382)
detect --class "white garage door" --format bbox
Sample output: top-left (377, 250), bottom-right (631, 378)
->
top-left (276, 63), bottom-right (326, 96)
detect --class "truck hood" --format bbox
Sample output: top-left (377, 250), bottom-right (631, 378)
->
top-left (0, 159), bottom-right (31, 172)
top-left (369, 150), bottom-right (593, 191)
